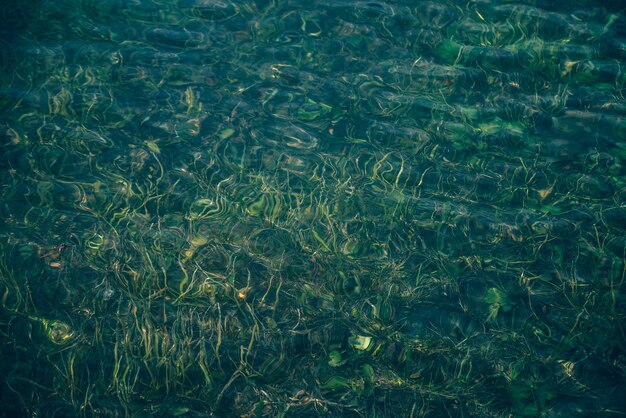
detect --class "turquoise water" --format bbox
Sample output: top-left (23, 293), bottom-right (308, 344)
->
top-left (1, 0), bottom-right (625, 416)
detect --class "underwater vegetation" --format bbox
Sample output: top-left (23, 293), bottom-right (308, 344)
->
top-left (1, 0), bottom-right (625, 416)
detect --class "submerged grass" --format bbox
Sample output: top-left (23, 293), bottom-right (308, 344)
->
top-left (1, 0), bottom-right (626, 417)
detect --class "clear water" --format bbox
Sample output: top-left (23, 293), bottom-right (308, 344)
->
top-left (1, 0), bottom-right (625, 416)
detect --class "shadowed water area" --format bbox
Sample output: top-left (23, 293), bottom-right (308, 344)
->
top-left (1, 0), bottom-right (626, 416)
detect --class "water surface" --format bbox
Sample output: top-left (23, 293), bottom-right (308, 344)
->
top-left (1, 0), bottom-right (626, 416)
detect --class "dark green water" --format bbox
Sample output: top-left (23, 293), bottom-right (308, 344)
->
top-left (1, 0), bottom-right (625, 416)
